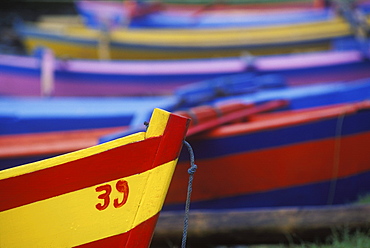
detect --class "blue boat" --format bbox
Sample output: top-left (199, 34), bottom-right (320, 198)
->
top-left (75, 0), bottom-right (370, 29)
top-left (75, 0), bottom-right (336, 29)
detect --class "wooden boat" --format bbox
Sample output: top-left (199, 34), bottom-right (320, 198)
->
top-left (16, 14), bottom-right (361, 60)
top-left (2, 77), bottom-right (370, 169)
top-left (156, 0), bottom-right (322, 8)
top-left (1, 48), bottom-right (370, 96)
top-left (152, 203), bottom-right (370, 247)
top-left (128, 8), bottom-right (336, 29)
top-left (0, 108), bottom-right (190, 247)
top-left (0, 50), bottom-right (247, 96)
top-left (0, 95), bottom-right (176, 169)
top-left (75, 0), bottom-right (337, 29)
top-left (0, 79), bottom-right (270, 167)
top-left (162, 100), bottom-right (370, 210)
top-left (159, 0), bottom-right (370, 11)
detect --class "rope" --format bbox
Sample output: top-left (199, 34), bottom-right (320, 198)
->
top-left (144, 121), bottom-right (149, 130)
top-left (181, 140), bottom-right (198, 248)
top-left (327, 112), bottom-right (345, 205)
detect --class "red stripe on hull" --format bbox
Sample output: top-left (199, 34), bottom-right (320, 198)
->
top-left (166, 132), bottom-right (370, 204)
top-left (0, 112), bottom-right (189, 212)
top-left (74, 213), bottom-right (160, 248)
top-left (0, 125), bottom-right (187, 211)
top-left (0, 137), bottom-right (163, 212)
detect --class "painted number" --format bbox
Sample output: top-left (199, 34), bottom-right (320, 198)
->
top-left (95, 180), bottom-right (129, 211)
top-left (95, 184), bottom-right (112, 211)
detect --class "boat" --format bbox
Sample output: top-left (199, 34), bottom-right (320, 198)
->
top-left (152, 203), bottom-right (370, 246)
top-left (161, 100), bottom-right (370, 211)
top-left (0, 94), bottom-right (178, 169)
top-left (158, 0), bottom-right (370, 12)
top-left (75, 0), bottom-right (337, 29)
top-left (0, 108), bottom-right (190, 247)
top-left (155, 0), bottom-right (324, 9)
top-left (16, 13), bottom-right (361, 60)
top-left (2, 77), bottom-right (370, 169)
top-left (0, 74), bottom-right (278, 168)
top-left (0, 94), bottom-right (182, 168)
top-left (127, 8), bottom-right (336, 29)
top-left (0, 50), bottom-right (248, 96)
top-left (1, 48), bottom-right (370, 96)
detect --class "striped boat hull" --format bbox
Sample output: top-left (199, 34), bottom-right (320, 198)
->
top-left (0, 109), bottom-right (190, 247)
top-left (1, 49), bottom-right (370, 97)
top-left (17, 15), bottom-right (356, 60)
top-left (164, 102), bottom-right (370, 210)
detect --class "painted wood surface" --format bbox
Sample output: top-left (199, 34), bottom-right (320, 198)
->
top-left (0, 108), bottom-right (190, 248)
top-left (17, 15), bottom-right (358, 60)
top-left (75, 0), bottom-right (336, 29)
top-left (0, 127), bottom-right (128, 170)
top-left (184, 100), bottom-right (288, 136)
top-left (164, 101), bottom-right (370, 210)
top-left (2, 48), bottom-right (370, 96)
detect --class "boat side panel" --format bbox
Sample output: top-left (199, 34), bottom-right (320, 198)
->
top-left (168, 131), bottom-right (370, 206)
top-left (0, 160), bottom-right (177, 247)
top-left (164, 170), bottom-right (370, 210)
top-left (0, 65), bottom-right (41, 96)
top-left (75, 213), bottom-right (160, 248)
top-left (21, 33), bottom-right (334, 60)
top-left (280, 62), bottom-right (370, 86)
top-left (0, 109), bottom-right (190, 247)
top-left (53, 72), bottom-right (238, 96)
top-left (0, 136), bottom-right (160, 211)
top-left (184, 109), bottom-right (370, 160)
top-left (23, 37), bottom-right (99, 59)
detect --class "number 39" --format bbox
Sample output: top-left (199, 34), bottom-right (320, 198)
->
top-left (95, 180), bottom-right (129, 211)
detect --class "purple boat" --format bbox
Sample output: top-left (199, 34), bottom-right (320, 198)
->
top-left (1, 48), bottom-right (370, 96)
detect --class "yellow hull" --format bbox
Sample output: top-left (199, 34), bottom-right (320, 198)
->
top-left (20, 16), bottom-right (356, 60)
top-left (0, 109), bottom-right (190, 247)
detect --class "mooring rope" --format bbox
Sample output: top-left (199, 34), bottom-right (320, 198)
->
top-left (181, 140), bottom-right (198, 248)
top-left (327, 112), bottom-right (345, 205)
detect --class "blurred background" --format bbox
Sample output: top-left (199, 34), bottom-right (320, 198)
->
top-left (0, 0), bottom-right (370, 247)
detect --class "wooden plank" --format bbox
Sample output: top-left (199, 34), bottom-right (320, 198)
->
top-left (152, 204), bottom-right (370, 247)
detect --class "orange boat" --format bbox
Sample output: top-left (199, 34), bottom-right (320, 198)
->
top-left (0, 108), bottom-right (190, 248)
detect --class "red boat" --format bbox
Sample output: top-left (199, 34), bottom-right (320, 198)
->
top-left (165, 100), bottom-right (370, 210)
